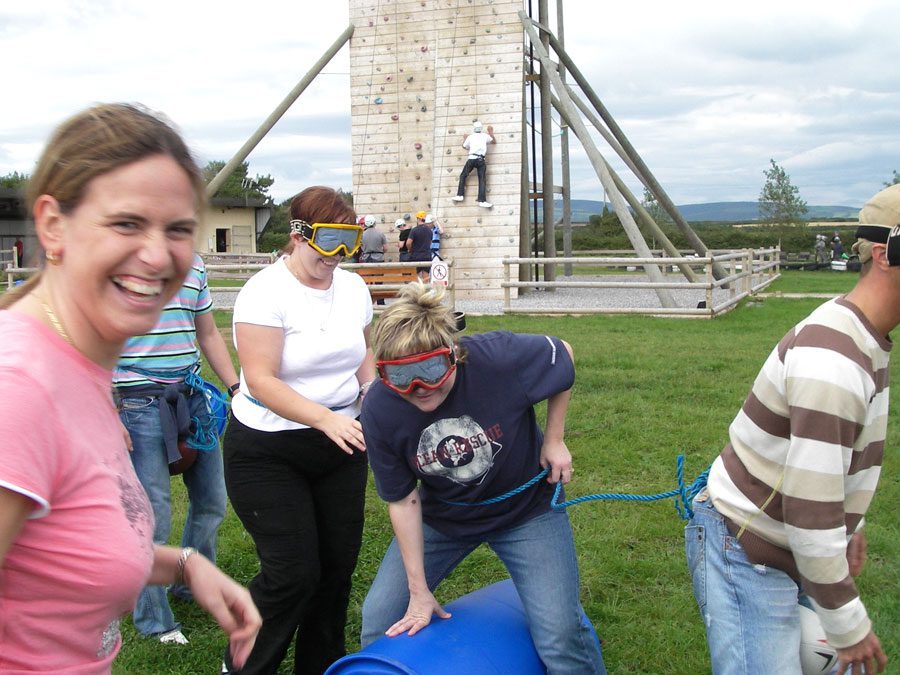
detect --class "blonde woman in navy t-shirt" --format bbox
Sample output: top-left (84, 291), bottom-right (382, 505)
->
top-left (360, 283), bottom-right (605, 674)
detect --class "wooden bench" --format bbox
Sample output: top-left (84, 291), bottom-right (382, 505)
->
top-left (354, 264), bottom-right (420, 302)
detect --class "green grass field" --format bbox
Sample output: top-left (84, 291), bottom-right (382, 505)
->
top-left (113, 270), bottom-right (899, 674)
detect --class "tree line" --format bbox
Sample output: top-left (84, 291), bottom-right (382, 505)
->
top-left (1, 162), bottom-right (348, 256)
top-left (569, 163), bottom-right (898, 255)
top-left (4, 162), bottom-right (898, 256)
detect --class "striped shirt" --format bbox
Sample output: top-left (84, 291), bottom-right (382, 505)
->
top-left (113, 254), bottom-right (212, 387)
top-left (708, 296), bottom-right (889, 649)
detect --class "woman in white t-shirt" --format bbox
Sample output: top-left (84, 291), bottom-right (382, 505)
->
top-left (223, 186), bottom-right (376, 675)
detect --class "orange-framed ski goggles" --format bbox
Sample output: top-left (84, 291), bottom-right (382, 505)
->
top-left (376, 346), bottom-right (457, 395)
top-left (290, 220), bottom-right (363, 257)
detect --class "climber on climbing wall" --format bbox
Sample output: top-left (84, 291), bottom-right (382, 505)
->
top-left (452, 121), bottom-right (495, 209)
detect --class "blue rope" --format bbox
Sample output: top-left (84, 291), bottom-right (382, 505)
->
top-left (440, 455), bottom-right (710, 520)
top-left (125, 366), bottom-right (231, 444)
top-left (550, 455), bottom-right (710, 520)
top-left (121, 366), bottom-right (231, 445)
top-left (441, 469), bottom-right (551, 507)
top-left (184, 371), bottom-right (231, 443)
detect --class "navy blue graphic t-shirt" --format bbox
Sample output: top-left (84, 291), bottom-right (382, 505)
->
top-left (362, 330), bottom-right (574, 538)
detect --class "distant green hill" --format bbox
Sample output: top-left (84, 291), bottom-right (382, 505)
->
top-left (537, 200), bottom-right (860, 223)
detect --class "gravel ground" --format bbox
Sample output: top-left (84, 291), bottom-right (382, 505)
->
top-left (454, 274), bottom-right (744, 315)
top-left (211, 273), bottom-right (761, 316)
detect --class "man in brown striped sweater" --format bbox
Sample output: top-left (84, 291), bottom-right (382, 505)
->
top-left (686, 184), bottom-right (899, 675)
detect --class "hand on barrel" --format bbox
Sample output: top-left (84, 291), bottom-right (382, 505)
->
top-left (386, 589), bottom-right (452, 638)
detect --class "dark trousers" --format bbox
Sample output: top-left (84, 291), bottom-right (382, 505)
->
top-left (223, 415), bottom-right (368, 675)
top-left (456, 156), bottom-right (487, 202)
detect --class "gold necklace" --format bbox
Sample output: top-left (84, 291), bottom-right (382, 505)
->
top-left (38, 295), bottom-right (118, 406)
top-left (40, 297), bottom-right (75, 346)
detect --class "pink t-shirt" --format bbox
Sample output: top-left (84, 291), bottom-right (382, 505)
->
top-left (0, 312), bottom-right (155, 674)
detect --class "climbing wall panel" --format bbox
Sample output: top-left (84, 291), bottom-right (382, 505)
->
top-left (350, 0), bottom-right (523, 299)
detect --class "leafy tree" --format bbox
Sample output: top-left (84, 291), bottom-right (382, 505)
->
top-left (758, 159), bottom-right (808, 225)
top-left (884, 170), bottom-right (900, 187)
top-left (255, 189), bottom-right (351, 252)
top-left (0, 171), bottom-right (29, 189)
top-left (337, 188), bottom-right (354, 207)
top-left (202, 160), bottom-right (274, 200)
top-left (256, 198), bottom-right (292, 253)
top-left (641, 187), bottom-right (669, 225)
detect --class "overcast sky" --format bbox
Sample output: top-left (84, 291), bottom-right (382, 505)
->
top-left (2, 0), bottom-right (897, 208)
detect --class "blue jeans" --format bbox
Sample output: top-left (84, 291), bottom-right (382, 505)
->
top-left (361, 509), bottom-right (605, 675)
top-left (119, 390), bottom-right (226, 636)
top-left (685, 494), bottom-right (803, 674)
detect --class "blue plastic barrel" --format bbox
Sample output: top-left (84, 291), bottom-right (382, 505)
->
top-left (325, 579), bottom-right (600, 674)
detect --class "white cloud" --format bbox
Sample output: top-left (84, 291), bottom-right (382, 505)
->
top-left (1, 0), bottom-right (897, 208)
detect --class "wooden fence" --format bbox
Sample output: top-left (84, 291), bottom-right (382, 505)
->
top-left (501, 248), bottom-right (780, 317)
top-left (205, 257), bottom-right (456, 312)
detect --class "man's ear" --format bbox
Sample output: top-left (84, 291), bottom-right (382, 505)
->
top-left (870, 243), bottom-right (892, 271)
top-left (32, 195), bottom-right (65, 255)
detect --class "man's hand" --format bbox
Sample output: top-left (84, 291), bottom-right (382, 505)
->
top-left (836, 630), bottom-right (887, 675)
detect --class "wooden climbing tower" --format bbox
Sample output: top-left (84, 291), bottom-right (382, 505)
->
top-left (350, 0), bottom-right (524, 300)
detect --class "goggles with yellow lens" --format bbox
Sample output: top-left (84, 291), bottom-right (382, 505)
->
top-left (290, 220), bottom-right (363, 257)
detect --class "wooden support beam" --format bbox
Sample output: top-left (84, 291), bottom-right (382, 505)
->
top-left (207, 24), bottom-right (354, 198)
top-left (540, 24), bottom-right (727, 281)
top-left (520, 12), bottom-right (677, 308)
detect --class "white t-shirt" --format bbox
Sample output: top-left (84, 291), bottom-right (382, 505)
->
top-left (231, 257), bottom-right (373, 432)
top-left (463, 131), bottom-right (493, 158)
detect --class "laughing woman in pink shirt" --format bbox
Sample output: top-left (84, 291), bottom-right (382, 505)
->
top-left (0, 103), bottom-right (260, 674)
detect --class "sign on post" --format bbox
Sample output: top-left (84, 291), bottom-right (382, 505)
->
top-left (430, 259), bottom-right (449, 286)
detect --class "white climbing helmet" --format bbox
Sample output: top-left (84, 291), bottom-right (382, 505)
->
top-left (364, 214), bottom-right (377, 228)
top-left (473, 120), bottom-right (483, 133)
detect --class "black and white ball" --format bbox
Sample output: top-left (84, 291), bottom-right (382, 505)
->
top-left (799, 604), bottom-right (838, 674)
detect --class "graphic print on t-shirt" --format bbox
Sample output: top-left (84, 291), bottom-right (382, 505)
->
top-left (415, 415), bottom-right (502, 485)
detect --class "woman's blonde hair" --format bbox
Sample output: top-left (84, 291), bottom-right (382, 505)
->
top-left (1, 103), bottom-right (204, 308)
top-left (371, 282), bottom-right (463, 361)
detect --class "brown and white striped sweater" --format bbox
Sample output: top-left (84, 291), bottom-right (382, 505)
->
top-left (708, 296), bottom-right (889, 649)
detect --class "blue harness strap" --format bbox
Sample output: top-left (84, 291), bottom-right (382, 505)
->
top-left (243, 392), bottom-right (358, 413)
